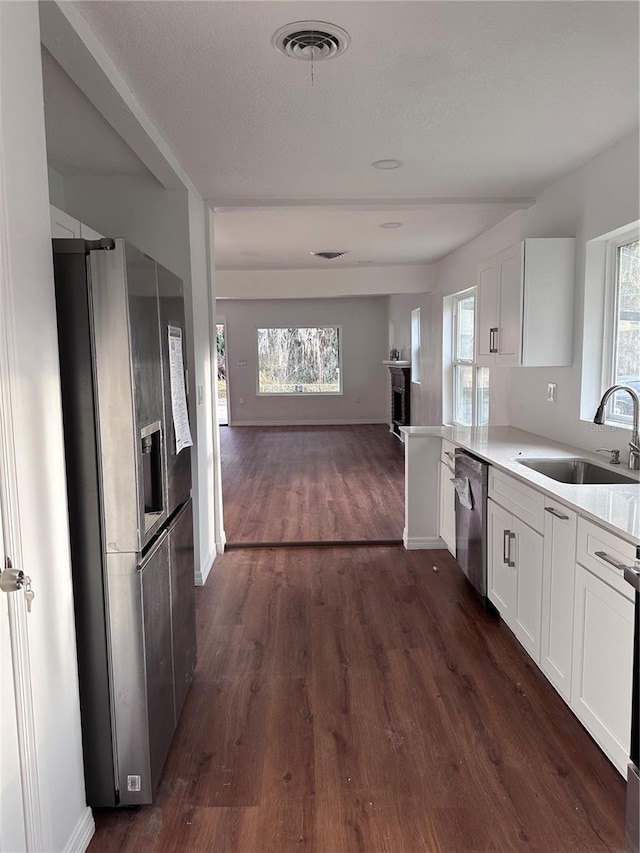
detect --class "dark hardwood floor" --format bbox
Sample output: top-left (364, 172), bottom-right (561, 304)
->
top-left (219, 425), bottom-right (405, 544)
top-left (89, 545), bottom-right (626, 852)
top-left (88, 427), bottom-right (626, 850)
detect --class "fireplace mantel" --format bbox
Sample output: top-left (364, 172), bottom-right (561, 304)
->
top-left (384, 363), bottom-right (411, 439)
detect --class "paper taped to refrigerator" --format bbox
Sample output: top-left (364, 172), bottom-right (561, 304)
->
top-left (168, 326), bottom-right (193, 454)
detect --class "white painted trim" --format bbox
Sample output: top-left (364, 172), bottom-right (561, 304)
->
top-left (403, 531), bottom-right (446, 550)
top-left (39, 2), bottom-right (189, 192)
top-left (195, 545), bottom-right (217, 587)
top-left (216, 529), bottom-right (227, 556)
top-left (0, 70), bottom-right (46, 851)
top-left (230, 419), bottom-right (387, 427)
top-left (210, 196), bottom-right (535, 211)
top-left (206, 207), bottom-right (226, 573)
top-left (63, 807), bottom-right (95, 853)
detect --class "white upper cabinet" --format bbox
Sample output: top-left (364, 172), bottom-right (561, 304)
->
top-left (50, 205), bottom-right (81, 238)
top-left (50, 205), bottom-right (103, 240)
top-left (476, 238), bottom-right (575, 367)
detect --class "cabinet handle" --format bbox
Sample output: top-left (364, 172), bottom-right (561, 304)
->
top-left (624, 565), bottom-right (640, 592)
top-left (545, 506), bottom-right (570, 520)
top-left (490, 327), bottom-right (498, 354)
top-left (508, 531), bottom-right (516, 567)
top-left (503, 529), bottom-right (510, 564)
top-left (594, 550), bottom-right (631, 572)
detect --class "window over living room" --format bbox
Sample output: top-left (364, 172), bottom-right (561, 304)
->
top-left (256, 326), bottom-right (342, 395)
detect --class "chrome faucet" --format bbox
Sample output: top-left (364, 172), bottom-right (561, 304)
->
top-left (594, 384), bottom-right (640, 471)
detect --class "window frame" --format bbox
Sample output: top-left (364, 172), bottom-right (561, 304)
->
top-left (601, 228), bottom-right (640, 426)
top-left (451, 287), bottom-right (489, 427)
top-left (255, 324), bottom-right (343, 396)
top-left (411, 308), bottom-right (421, 385)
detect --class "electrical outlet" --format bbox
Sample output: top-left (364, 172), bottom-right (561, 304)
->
top-left (237, 360), bottom-right (248, 367)
top-left (239, 397), bottom-right (245, 405)
top-left (547, 383), bottom-right (557, 403)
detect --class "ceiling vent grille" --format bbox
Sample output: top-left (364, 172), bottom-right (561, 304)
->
top-left (311, 251), bottom-right (349, 260)
top-left (273, 22), bottom-right (350, 61)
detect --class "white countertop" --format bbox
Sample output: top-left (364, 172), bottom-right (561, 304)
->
top-left (382, 360), bottom-right (411, 367)
top-left (400, 425), bottom-right (640, 545)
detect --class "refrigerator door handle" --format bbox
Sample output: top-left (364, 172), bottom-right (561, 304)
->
top-left (138, 526), bottom-right (170, 569)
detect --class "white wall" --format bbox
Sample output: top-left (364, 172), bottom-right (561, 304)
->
top-left (387, 292), bottom-right (441, 426)
top-left (1, 3), bottom-right (90, 850)
top-left (60, 173), bottom-right (217, 583)
top-left (47, 165), bottom-right (65, 209)
top-left (219, 296), bottom-right (389, 424)
top-left (187, 190), bottom-right (217, 583)
top-left (508, 130), bottom-right (639, 456)
top-left (217, 263), bottom-right (432, 299)
top-left (432, 130), bottom-right (640, 454)
top-left (62, 173), bottom-right (190, 279)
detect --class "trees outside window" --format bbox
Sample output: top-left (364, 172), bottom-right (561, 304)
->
top-left (257, 327), bottom-right (341, 395)
top-left (452, 290), bottom-right (489, 426)
top-left (605, 236), bottom-right (640, 423)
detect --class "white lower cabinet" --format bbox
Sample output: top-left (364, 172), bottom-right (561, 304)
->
top-left (540, 501), bottom-right (577, 702)
top-left (488, 498), bottom-right (515, 615)
top-left (570, 521), bottom-right (636, 775)
top-left (438, 440), bottom-right (457, 557)
top-left (511, 516), bottom-right (544, 662)
top-left (487, 471), bottom-right (636, 777)
top-left (438, 461), bottom-right (456, 556)
top-left (487, 498), bottom-right (543, 663)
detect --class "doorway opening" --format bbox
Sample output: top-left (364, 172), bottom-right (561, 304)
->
top-left (216, 321), bottom-right (228, 426)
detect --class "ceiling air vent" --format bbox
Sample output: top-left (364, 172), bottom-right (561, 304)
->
top-left (273, 22), bottom-right (351, 62)
top-left (311, 251), bottom-right (349, 260)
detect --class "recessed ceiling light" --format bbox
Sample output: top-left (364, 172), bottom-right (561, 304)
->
top-left (372, 159), bottom-right (404, 170)
top-left (380, 222), bottom-right (402, 229)
top-left (273, 21), bottom-right (350, 61)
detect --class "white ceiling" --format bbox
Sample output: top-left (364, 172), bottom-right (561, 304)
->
top-left (213, 202), bottom-right (526, 269)
top-left (45, 1), bottom-right (639, 271)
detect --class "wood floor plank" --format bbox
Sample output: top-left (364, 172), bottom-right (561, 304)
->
top-left (89, 545), bottom-right (627, 852)
top-left (90, 421), bottom-right (627, 852)
top-left (220, 425), bottom-right (405, 543)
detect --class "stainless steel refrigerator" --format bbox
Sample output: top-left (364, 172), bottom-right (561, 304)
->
top-left (52, 238), bottom-right (197, 807)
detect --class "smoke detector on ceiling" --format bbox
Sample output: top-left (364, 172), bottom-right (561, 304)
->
top-left (311, 251), bottom-right (350, 260)
top-left (273, 21), bottom-right (351, 61)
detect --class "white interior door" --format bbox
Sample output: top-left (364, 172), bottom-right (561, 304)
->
top-left (0, 483), bottom-right (27, 852)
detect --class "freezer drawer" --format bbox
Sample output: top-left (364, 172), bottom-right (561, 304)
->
top-left (107, 534), bottom-right (174, 806)
top-left (169, 498), bottom-right (197, 722)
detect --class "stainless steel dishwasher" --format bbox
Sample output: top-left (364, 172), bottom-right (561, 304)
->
top-left (454, 449), bottom-right (489, 602)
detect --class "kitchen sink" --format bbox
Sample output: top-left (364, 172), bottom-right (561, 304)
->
top-left (517, 457), bottom-right (639, 485)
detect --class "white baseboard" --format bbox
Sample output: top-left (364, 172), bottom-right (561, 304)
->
top-left (63, 807), bottom-right (94, 853)
top-left (230, 419), bottom-right (387, 427)
top-left (403, 530), bottom-right (446, 550)
top-left (195, 545), bottom-right (217, 586)
top-left (216, 529), bottom-right (226, 555)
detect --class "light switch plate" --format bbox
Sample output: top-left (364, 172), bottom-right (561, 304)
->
top-left (547, 382), bottom-right (557, 403)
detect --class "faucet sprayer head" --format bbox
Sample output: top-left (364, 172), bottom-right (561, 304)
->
top-left (593, 402), bottom-right (606, 425)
